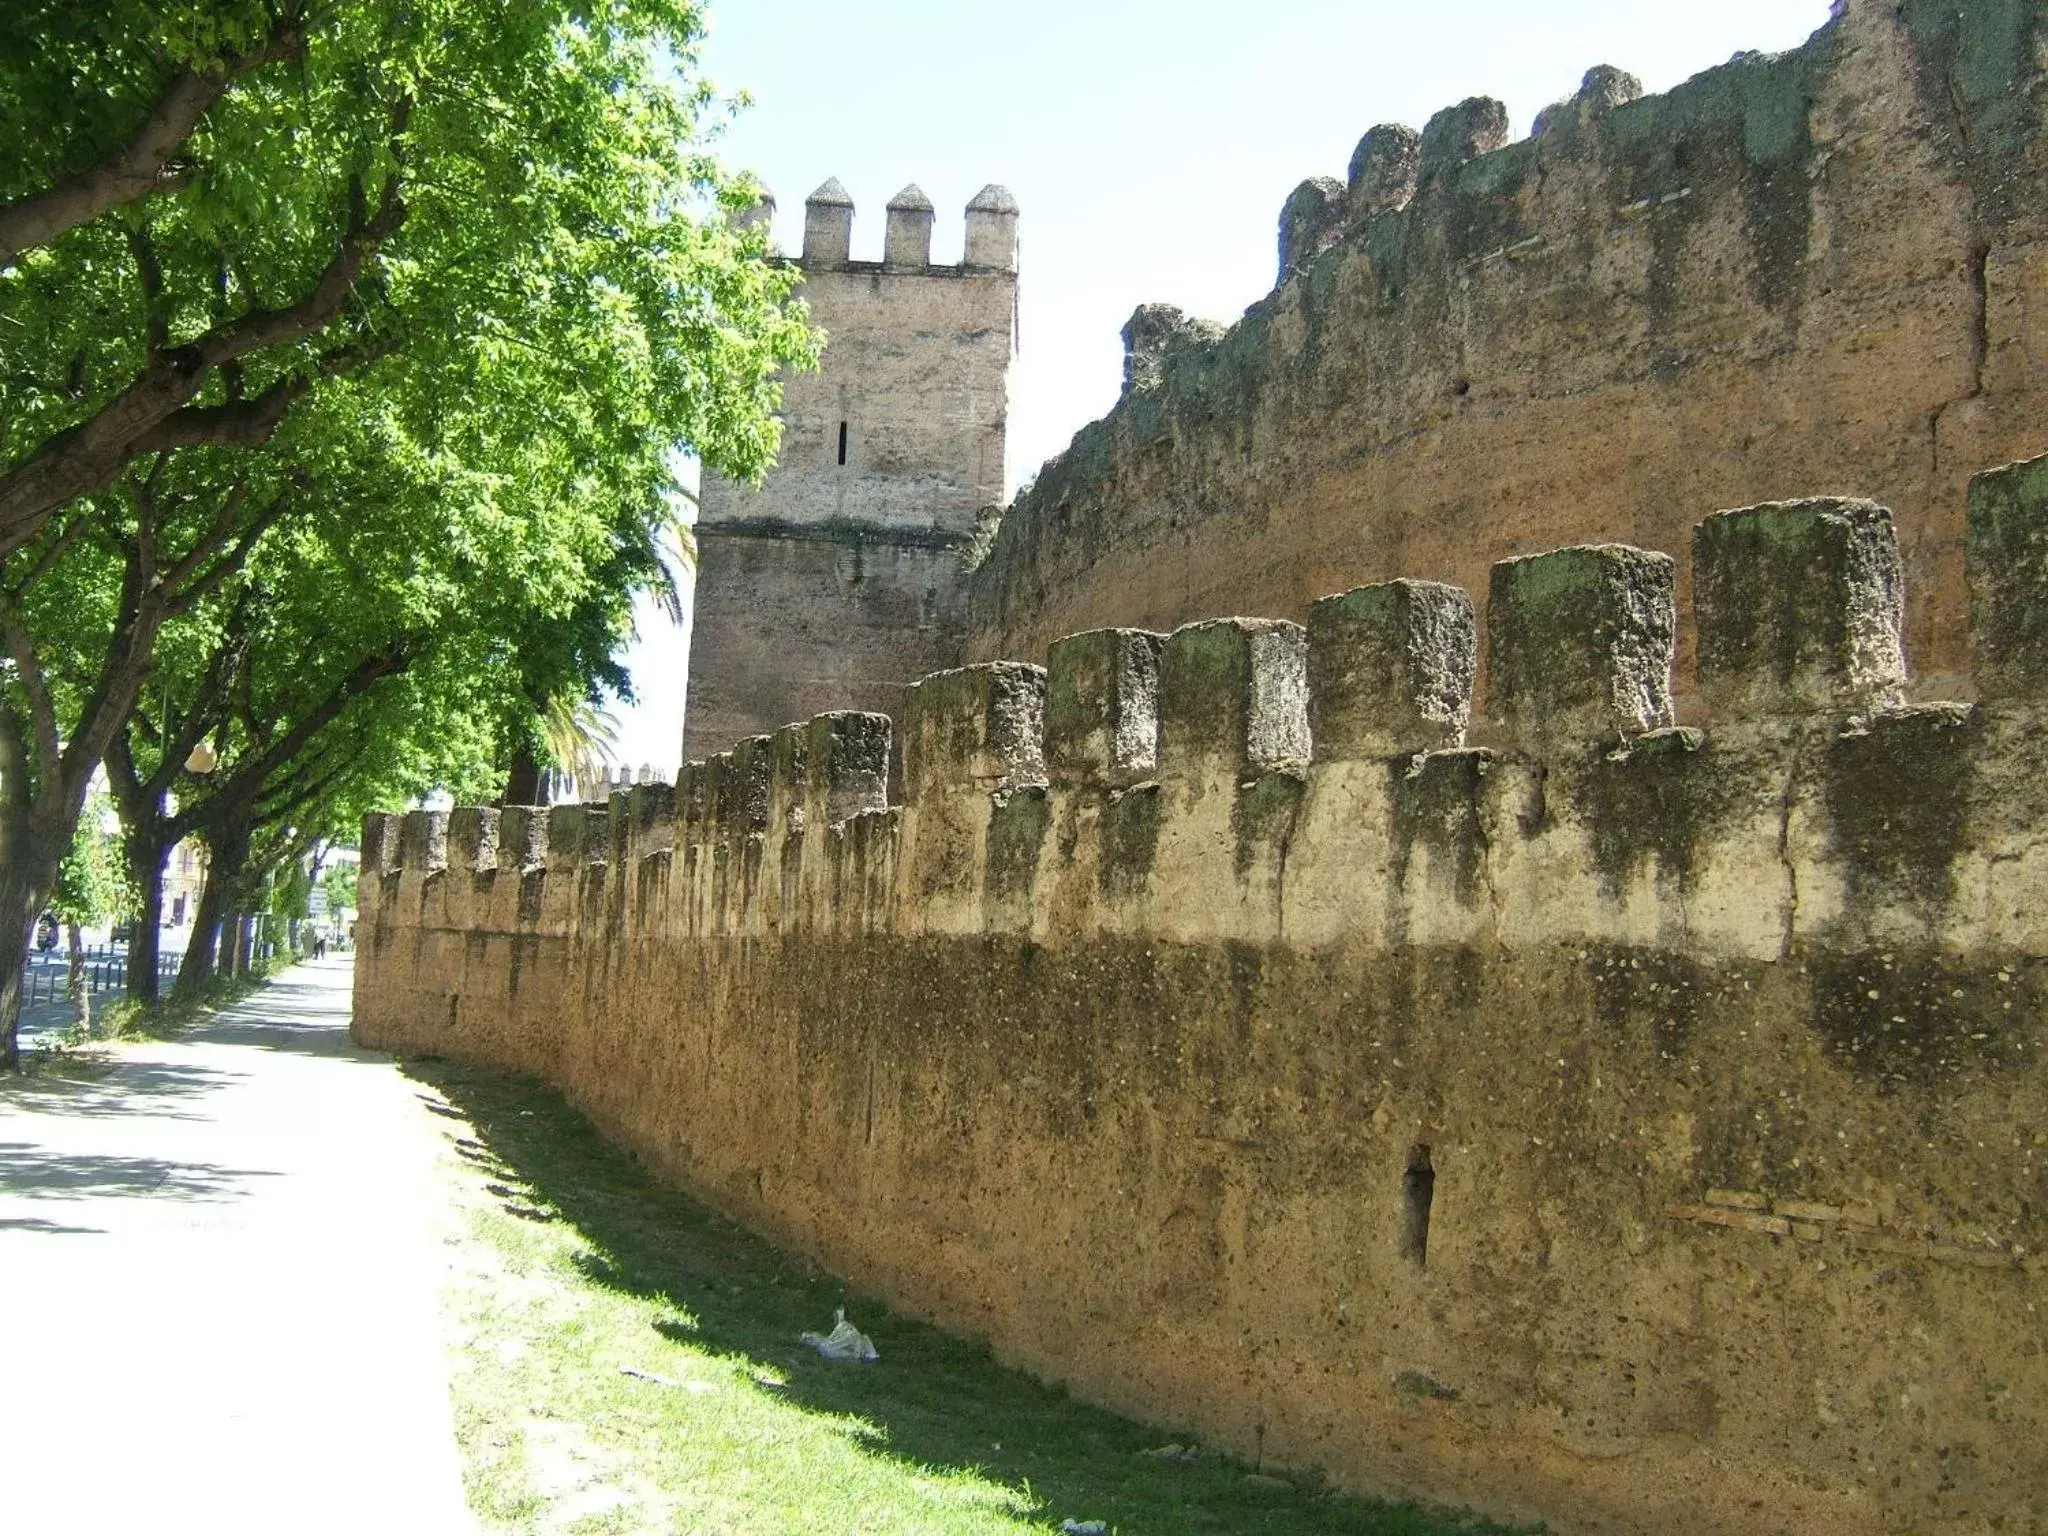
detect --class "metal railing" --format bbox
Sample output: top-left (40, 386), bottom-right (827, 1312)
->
top-left (16, 947), bottom-right (183, 1005)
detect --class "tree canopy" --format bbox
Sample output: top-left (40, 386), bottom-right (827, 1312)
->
top-left (0, 0), bottom-right (819, 1060)
top-left (0, 0), bottom-right (813, 550)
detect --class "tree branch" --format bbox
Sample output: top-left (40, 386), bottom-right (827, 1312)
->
top-left (127, 222), bottom-right (170, 354)
top-left (200, 159), bottom-right (408, 365)
top-left (0, 24), bottom-right (307, 261)
top-left (126, 376), bottom-right (311, 455)
top-left (0, 513), bottom-right (89, 609)
top-left (199, 640), bottom-right (417, 832)
top-left (1, 622), bottom-right (62, 773)
top-left (167, 484), bottom-right (296, 612)
top-left (153, 478), bottom-right (251, 596)
top-left (0, 97), bottom-right (413, 559)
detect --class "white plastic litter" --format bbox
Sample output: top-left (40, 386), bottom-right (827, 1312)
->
top-left (799, 1307), bottom-right (879, 1364)
top-left (1060, 1523), bottom-right (1107, 1535)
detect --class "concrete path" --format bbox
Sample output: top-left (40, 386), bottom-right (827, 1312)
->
top-left (0, 957), bottom-right (476, 1535)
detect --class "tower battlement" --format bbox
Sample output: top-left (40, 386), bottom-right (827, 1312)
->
top-left (790, 177), bottom-right (1020, 272)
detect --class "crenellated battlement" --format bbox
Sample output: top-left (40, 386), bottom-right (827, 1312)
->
top-left (792, 176), bottom-right (1019, 272)
top-left (372, 456), bottom-right (2048, 961)
top-left (358, 456), bottom-right (2048, 1536)
top-left (686, 170), bottom-right (1019, 755)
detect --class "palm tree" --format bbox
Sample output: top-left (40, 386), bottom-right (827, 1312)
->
top-left (541, 694), bottom-right (622, 800)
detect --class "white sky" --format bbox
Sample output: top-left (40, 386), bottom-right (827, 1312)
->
top-left (610, 0), bottom-right (1838, 775)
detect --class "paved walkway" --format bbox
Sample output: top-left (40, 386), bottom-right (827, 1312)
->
top-left (0, 957), bottom-right (475, 1534)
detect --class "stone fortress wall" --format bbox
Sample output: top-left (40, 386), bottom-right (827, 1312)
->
top-left (966, 1), bottom-right (2048, 707)
top-left (683, 181), bottom-right (1018, 760)
top-left (359, 455), bottom-right (2048, 1536)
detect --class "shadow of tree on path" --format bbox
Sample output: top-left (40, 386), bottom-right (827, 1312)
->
top-left (0, 1142), bottom-right (278, 1204)
top-left (0, 1058), bottom-right (246, 1123)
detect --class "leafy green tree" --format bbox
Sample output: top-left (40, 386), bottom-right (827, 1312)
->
top-left (1, 0), bottom-right (810, 555)
top-left (321, 859), bottom-right (358, 920)
top-left (0, 0), bottom-right (818, 1063)
top-left (0, 462), bottom-right (268, 1047)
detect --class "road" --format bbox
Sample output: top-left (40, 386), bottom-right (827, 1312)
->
top-left (12, 940), bottom-right (183, 1049)
top-left (0, 957), bottom-right (476, 1534)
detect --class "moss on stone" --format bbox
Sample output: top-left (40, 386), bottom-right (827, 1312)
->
top-left (1822, 704), bottom-right (1981, 919)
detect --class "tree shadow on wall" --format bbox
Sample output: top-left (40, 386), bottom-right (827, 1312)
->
top-left (405, 1056), bottom-right (1542, 1536)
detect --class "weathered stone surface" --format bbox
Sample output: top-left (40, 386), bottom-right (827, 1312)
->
top-left (625, 783), bottom-right (676, 855)
top-left (768, 721), bottom-right (811, 826)
top-left (686, 179), bottom-right (1017, 758)
top-left (1533, 63), bottom-right (1644, 138)
top-left (360, 491), bottom-right (2048, 1533)
top-left (805, 711), bottom-right (892, 824)
top-left (963, 183), bottom-right (1020, 268)
top-left (883, 182), bottom-right (935, 266)
top-left (1485, 544), bottom-right (1675, 748)
top-left (1045, 628), bottom-right (1163, 786)
top-left (1967, 452), bottom-right (2048, 699)
top-left (1277, 175), bottom-right (1347, 282)
top-left (1307, 579), bottom-right (1474, 759)
top-left (1346, 123), bottom-right (1420, 213)
top-left (902, 662), bottom-right (1046, 800)
top-left (720, 737), bottom-right (774, 837)
top-left (446, 807), bottom-right (499, 874)
top-left (801, 176), bottom-right (853, 263)
top-left (1416, 95), bottom-right (1509, 186)
top-left (399, 810), bottom-right (448, 873)
top-left (360, 813), bottom-right (400, 876)
top-left (1694, 498), bottom-right (1906, 716)
top-left (683, 533), bottom-right (972, 762)
top-left (496, 807), bottom-right (548, 871)
top-left (1159, 618), bottom-right (1309, 774)
top-left (543, 806), bottom-right (586, 870)
top-left (360, 509), bottom-right (2048, 1527)
top-left (1119, 302), bottom-right (1224, 397)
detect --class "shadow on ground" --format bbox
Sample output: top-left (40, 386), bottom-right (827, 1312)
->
top-left (182, 964), bottom-right (379, 1062)
top-left (0, 1141), bottom-right (277, 1204)
top-left (0, 1057), bottom-right (246, 1122)
top-left (406, 1056), bottom-right (1535, 1536)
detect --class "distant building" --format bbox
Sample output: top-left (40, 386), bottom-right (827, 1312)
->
top-left (165, 839), bottom-right (207, 929)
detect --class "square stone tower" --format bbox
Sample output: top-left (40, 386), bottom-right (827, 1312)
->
top-left (682, 179), bottom-right (1019, 761)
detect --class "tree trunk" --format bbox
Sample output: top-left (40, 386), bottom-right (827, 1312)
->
top-left (177, 871), bottom-right (232, 997)
top-left (179, 813), bottom-right (259, 998)
top-left (0, 837), bottom-right (65, 1067)
top-left (126, 840), bottom-right (167, 1003)
top-left (503, 741), bottom-right (542, 806)
top-left (65, 920), bottom-right (88, 1034)
top-left (0, 705), bottom-right (65, 1069)
top-left (0, 864), bottom-right (40, 1069)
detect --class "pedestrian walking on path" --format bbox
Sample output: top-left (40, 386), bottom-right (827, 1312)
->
top-left (0, 957), bottom-right (475, 1535)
